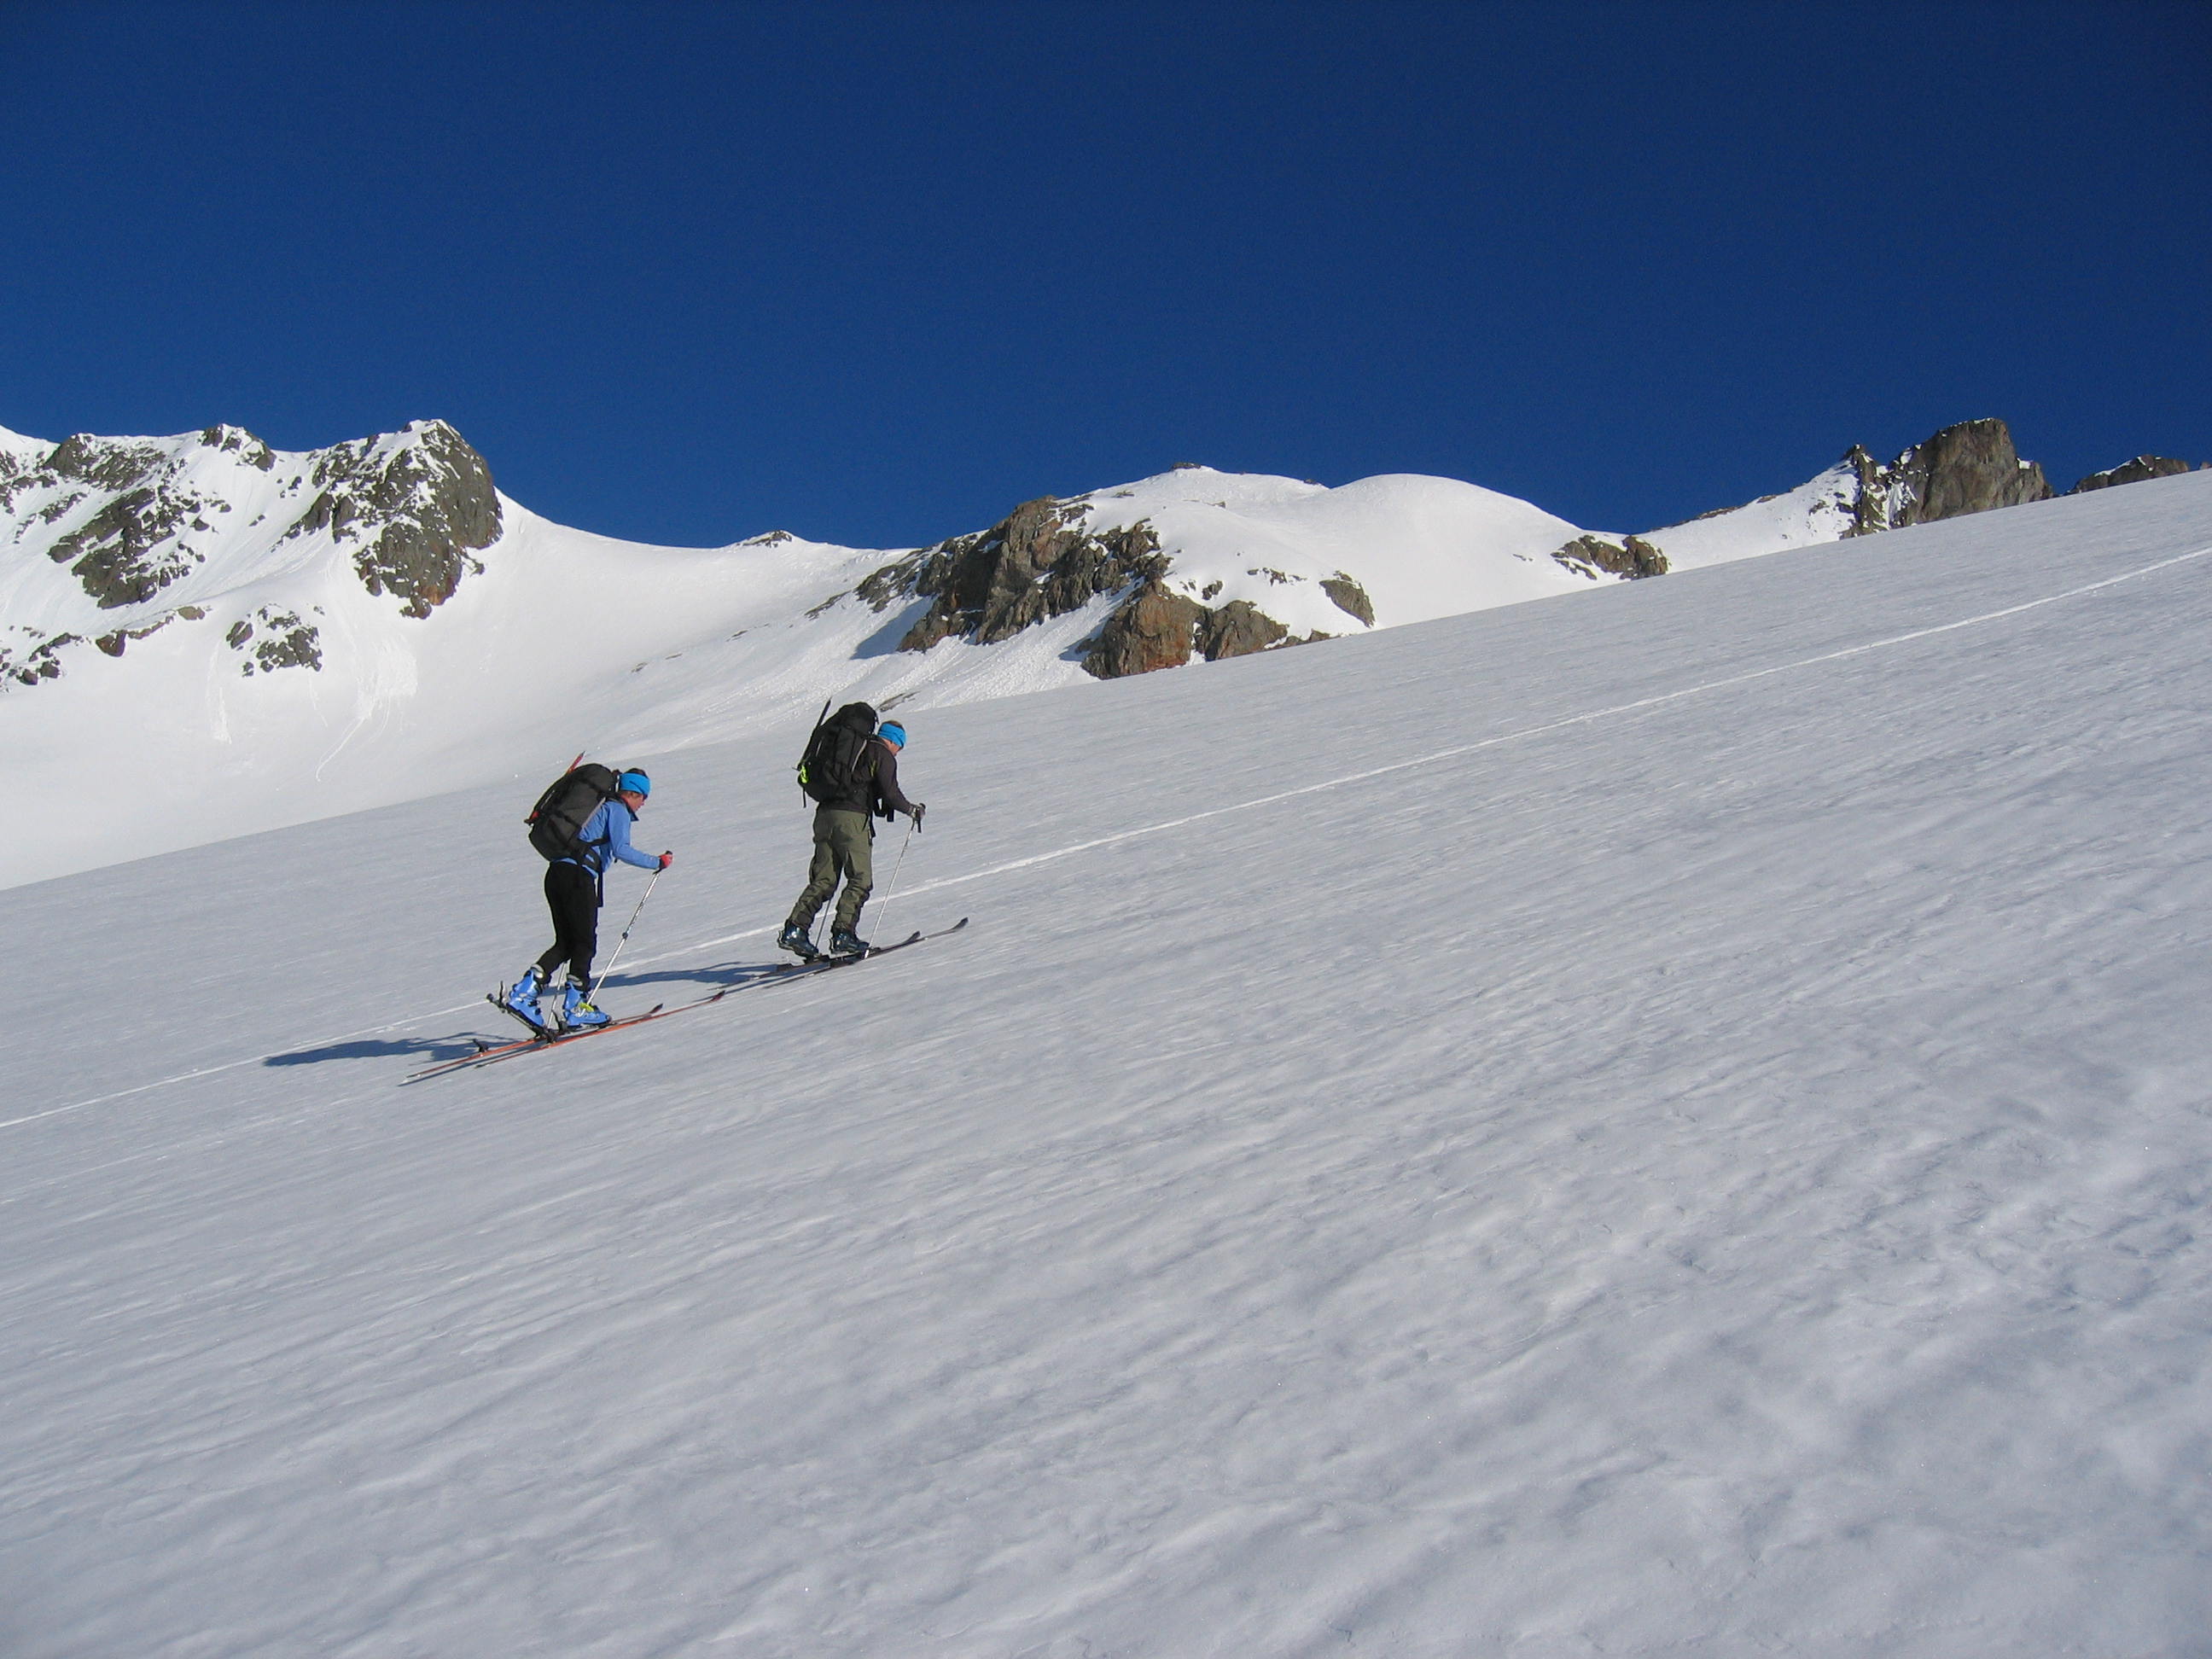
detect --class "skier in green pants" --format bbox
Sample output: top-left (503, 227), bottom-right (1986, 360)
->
top-left (780, 715), bottom-right (923, 958)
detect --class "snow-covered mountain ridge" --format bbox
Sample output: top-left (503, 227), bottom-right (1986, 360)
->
top-left (0, 412), bottom-right (2197, 886)
top-left (0, 419), bottom-right (1616, 886)
top-left (0, 418), bottom-right (498, 684)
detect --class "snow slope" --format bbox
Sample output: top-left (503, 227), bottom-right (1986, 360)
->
top-left (4, 471), bottom-right (2211, 1655)
top-left (1633, 457), bottom-right (1865, 570)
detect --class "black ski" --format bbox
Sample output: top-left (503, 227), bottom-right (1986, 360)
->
top-left (765, 916), bottom-right (968, 983)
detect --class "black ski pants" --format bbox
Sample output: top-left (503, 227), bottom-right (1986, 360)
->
top-left (534, 861), bottom-right (601, 984)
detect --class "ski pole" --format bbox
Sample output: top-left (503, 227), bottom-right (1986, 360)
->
top-left (587, 867), bottom-right (662, 1003)
top-left (870, 815), bottom-right (918, 943)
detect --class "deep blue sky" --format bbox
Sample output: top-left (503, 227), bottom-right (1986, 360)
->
top-left (5, 2), bottom-right (2207, 549)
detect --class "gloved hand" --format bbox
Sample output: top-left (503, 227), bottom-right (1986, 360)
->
top-left (658, 851), bottom-right (674, 870)
top-left (911, 803), bottom-right (927, 830)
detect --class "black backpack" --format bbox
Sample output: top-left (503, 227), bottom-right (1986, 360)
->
top-left (527, 760), bottom-right (620, 860)
top-left (796, 701), bottom-right (878, 804)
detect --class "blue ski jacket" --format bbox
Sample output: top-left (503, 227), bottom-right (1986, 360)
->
top-left (557, 799), bottom-right (661, 880)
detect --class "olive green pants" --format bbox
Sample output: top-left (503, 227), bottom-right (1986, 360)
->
top-left (786, 807), bottom-right (874, 935)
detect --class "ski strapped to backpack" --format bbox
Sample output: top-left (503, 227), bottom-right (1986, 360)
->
top-left (527, 756), bottom-right (620, 860)
top-left (795, 701), bottom-right (880, 804)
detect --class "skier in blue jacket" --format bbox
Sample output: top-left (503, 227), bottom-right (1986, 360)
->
top-left (504, 769), bottom-right (671, 1031)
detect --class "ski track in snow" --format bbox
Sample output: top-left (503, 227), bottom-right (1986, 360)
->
top-left (12, 536), bottom-right (2206, 1135)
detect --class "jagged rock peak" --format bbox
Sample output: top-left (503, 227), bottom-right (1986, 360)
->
top-left (1841, 417), bottom-right (2054, 536)
top-left (285, 419), bottom-right (501, 618)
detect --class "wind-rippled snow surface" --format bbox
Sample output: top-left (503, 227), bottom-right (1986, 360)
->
top-left (4, 474), bottom-right (2210, 1656)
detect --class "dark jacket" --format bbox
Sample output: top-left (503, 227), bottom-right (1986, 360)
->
top-left (822, 736), bottom-right (918, 820)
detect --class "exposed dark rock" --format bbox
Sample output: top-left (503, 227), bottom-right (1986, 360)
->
top-left (198, 424), bottom-right (276, 470)
top-left (44, 434), bottom-right (167, 492)
top-left (3, 420), bottom-right (502, 692)
top-left (286, 421), bottom-right (501, 618)
top-left (231, 607), bottom-right (323, 675)
top-left (2069, 455), bottom-right (2200, 492)
top-left (1842, 418), bottom-right (2053, 536)
top-left (1080, 579), bottom-right (1208, 677)
top-left (859, 490), bottom-right (1337, 682)
top-left (1199, 599), bottom-right (1290, 660)
top-left (856, 548), bottom-right (928, 612)
top-left (1078, 586), bottom-right (1307, 678)
top-left (1319, 574), bottom-right (1376, 626)
top-left (1656, 417), bottom-right (2190, 549)
top-left (3, 632), bottom-right (82, 686)
top-left (1552, 533), bottom-right (1669, 581)
top-left (49, 487), bottom-right (208, 608)
top-left (860, 497), bottom-right (1169, 650)
top-left (5, 425), bottom-right (306, 610)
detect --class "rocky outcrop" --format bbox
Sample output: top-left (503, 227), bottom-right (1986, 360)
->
top-left (2, 629), bottom-right (80, 685)
top-left (1552, 533), bottom-right (1668, 580)
top-left (2069, 455), bottom-right (2200, 493)
top-left (46, 484), bottom-right (216, 608)
top-left (5, 434), bottom-right (230, 609)
top-left (863, 497), bottom-right (1169, 650)
top-left (853, 492), bottom-right (1342, 682)
top-left (1319, 573), bottom-right (1375, 626)
top-left (40, 434), bottom-right (172, 493)
top-left (1079, 585), bottom-right (1317, 678)
top-left (285, 421), bottom-right (500, 618)
top-left (1842, 418), bottom-right (2053, 535)
top-left (1080, 579), bottom-right (1209, 677)
top-left (226, 606), bottom-right (323, 675)
top-left (1651, 419), bottom-right (2203, 559)
top-left (1202, 598), bottom-right (1293, 659)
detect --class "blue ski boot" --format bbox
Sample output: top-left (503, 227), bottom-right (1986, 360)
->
top-left (829, 927), bottom-right (870, 958)
top-left (559, 980), bottom-right (611, 1030)
top-left (778, 923), bottom-right (822, 960)
top-left (500, 966), bottom-right (550, 1032)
